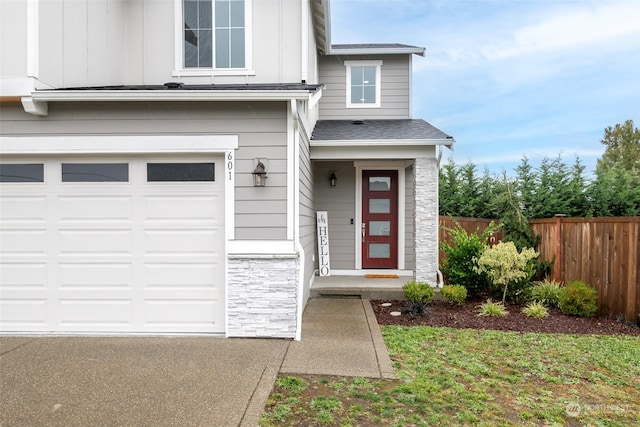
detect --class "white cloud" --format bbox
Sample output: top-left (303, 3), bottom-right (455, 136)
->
top-left (483, 1), bottom-right (640, 61)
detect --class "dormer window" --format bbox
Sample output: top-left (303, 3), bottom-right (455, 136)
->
top-left (345, 60), bottom-right (382, 108)
top-left (178, 0), bottom-right (252, 74)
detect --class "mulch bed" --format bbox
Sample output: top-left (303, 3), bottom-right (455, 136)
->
top-left (371, 299), bottom-right (640, 336)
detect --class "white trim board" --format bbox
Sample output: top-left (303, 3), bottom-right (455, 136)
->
top-left (0, 135), bottom-right (238, 155)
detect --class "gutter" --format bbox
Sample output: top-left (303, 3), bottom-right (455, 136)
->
top-left (21, 87), bottom-right (322, 116)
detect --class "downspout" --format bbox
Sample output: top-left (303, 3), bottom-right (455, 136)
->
top-left (291, 99), bottom-right (305, 340)
top-left (436, 144), bottom-right (445, 288)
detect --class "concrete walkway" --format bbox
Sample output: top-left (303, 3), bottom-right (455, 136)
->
top-left (282, 297), bottom-right (395, 379)
top-left (0, 298), bottom-right (394, 426)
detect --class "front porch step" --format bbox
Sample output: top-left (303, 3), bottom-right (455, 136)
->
top-left (310, 287), bottom-right (407, 300)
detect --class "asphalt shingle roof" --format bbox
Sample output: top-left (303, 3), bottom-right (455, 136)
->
top-left (311, 119), bottom-right (452, 141)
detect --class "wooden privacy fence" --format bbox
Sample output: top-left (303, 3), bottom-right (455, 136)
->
top-left (439, 216), bottom-right (640, 323)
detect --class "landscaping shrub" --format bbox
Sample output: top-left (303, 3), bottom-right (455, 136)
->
top-left (558, 280), bottom-right (598, 317)
top-left (477, 299), bottom-right (509, 317)
top-left (521, 301), bottom-right (549, 319)
top-left (441, 284), bottom-right (467, 305)
top-left (402, 281), bottom-right (435, 318)
top-left (473, 241), bottom-right (538, 303)
top-left (403, 280), bottom-right (435, 304)
top-left (440, 219), bottom-right (496, 296)
top-left (529, 279), bottom-right (564, 308)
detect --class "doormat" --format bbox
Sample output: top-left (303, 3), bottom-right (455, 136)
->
top-left (365, 274), bottom-right (399, 279)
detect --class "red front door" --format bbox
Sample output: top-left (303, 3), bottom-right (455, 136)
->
top-left (362, 170), bottom-right (398, 269)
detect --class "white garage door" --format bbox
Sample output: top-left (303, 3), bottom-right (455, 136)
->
top-left (0, 156), bottom-right (225, 334)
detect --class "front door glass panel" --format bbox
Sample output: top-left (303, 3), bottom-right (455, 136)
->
top-left (369, 199), bottom-right (390, 214)
top-left (369, 243), bottom-right (390, 258)
top-left (369, 177), bottom-right (390, 191)
top-left (369, 221), bottom-right (391, 236)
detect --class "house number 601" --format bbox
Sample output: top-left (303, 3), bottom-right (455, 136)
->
top-left (227, 152), bottom-right (234, 181)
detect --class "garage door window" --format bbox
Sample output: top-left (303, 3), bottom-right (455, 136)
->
top-left (0, 164), bottom-right (44, 182)
top-left (147, 163), bottom-right (215, 181)
top-left (62, 163), bottom-right (129, 182)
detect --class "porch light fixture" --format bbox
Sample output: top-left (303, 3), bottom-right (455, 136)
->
top-left (329, 171), bottom-right (337, 187)
top-left (252, 160), bottom-right (268, 187)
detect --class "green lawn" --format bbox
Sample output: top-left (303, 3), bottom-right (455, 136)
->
top-left (261, 326), bottom-right (640, 426)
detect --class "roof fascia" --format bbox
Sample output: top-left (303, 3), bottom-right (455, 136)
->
top-left (310, 138), bottom-right (454, 147)
top-left (328, 46), bottom-right (425, 57)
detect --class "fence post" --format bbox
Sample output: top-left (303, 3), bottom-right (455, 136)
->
top-left (554, 214), bottom-right (566, 283)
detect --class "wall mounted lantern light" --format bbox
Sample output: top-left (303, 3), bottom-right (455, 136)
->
top-left (329, 171), bottom-right (337, 187)
top-left (252, 160), bottom-right (268, 187)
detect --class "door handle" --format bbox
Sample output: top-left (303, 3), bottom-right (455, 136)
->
top-left (362, 223), bottom-right (366, 240)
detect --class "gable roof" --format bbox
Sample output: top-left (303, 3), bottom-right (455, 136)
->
top-left (311, 119), bottom-right (452, 143)
top-left (309, 1), bottom-right (425, 57)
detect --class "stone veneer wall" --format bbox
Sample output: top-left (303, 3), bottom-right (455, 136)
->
top-left (227, 255), bottom-right (298, 338)
top-left (413, 157), bottom-right (439, 284)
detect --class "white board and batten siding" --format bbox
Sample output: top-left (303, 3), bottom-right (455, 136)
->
top-left (31, 0), bottom-right (311, 89)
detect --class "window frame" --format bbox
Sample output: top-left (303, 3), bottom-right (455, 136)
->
top-left (174, 0), bottom-right (254, 77)
top-left (345, 60), bottom-right (383, 109)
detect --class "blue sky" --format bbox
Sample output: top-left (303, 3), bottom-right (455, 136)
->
top-left (329, 0), bottom-right (640, 176)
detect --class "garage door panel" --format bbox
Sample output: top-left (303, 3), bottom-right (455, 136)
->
top-left (58, 230), bottom-right (132, 254)
top-left (143, 285), bottom-right (224, 300)
top-left (144, 229), bottom-right (222, 255)
top-left (0, 196), bottom-right (47, 222)
top-left (145, 263), bottom-right (221, 287)
top-left (58, 196), bottom-right (132, 222)
top-left (0, 230), bottom-right (47, 255)
top-left (144, 195), bottom-right (222, 222)
top-left (0, 300), bottom-right (48, 329)
top-left (0, 263), bottom-right (47, 288)
top-left (58, 300), bottom-right (133, 328)
top-left (59, 263), bottom-right (133, 288)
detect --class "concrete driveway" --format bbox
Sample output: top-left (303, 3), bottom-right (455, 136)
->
top-left (0, 336), bottom-right (288, 427)
top-left (1, 298), bottom-right (394, 426)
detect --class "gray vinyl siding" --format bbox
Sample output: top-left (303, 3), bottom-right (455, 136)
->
top-left (298, 124), bottom-right (316, 305)
top-left (313, 161), bottom-right (356, 270)
top-left (318, 55), bottom-right (411, 120)
top-left (0, 101), bottom-right (289, 240)
top-left (404, 164), bottom-right (416, 271)
top-left (32, 0), bottom-right (308, 89)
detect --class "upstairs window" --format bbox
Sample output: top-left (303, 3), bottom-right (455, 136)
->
top-left (183, 0), bottom-right (247, 69)
top-left (345, 60), bottom-right (382, 108)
